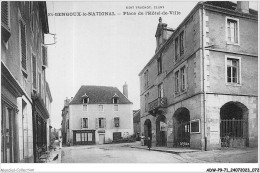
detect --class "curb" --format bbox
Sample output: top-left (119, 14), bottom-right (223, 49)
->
top-left (130, 146), bottom-right (207, 163)
top-left (130, 146), bottom-right (199, 154)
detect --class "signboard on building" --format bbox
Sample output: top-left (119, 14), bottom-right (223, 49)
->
top-left (160, 121), bottom-right (167, 131)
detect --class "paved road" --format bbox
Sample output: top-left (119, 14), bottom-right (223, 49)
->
top-left (61, 143), bottom-right (187, 163)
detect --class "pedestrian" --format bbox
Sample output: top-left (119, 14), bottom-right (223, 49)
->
top-left (147, 137), bottom-right (151, 151)
top-left (141, 133), bottom-right (145, 146)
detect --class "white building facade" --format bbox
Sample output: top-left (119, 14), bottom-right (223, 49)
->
top-left (65, 85), bottom-right (133, 145)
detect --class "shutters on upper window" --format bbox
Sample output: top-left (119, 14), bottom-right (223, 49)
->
top-left (20, 19), bottom-right (27, 71)
top-left (32, 54), bottom-right (37, 90)
top-left (42, 46), bottom-right (48, 68)
top-left (1, 1), bottom-right (9, 29)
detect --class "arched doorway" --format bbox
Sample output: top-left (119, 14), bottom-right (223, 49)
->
top-left (156, 115), bottom-right (167, 146)
top-left (173, 108), bottom-right (190, 147)
top-left (220, 102), bottom-right (249, 147)
top-left (144, 119), bottom-right (152, 146)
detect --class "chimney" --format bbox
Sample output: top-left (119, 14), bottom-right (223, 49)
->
top-left (237, 1), bottom-right (249, 13)
top-left (123, 82), bottom-right (128, 98)
top-left (64, 97), bottom-right (71, 106)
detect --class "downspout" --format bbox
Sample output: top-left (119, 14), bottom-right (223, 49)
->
top-left (202, 4), bottom-right (207, 151)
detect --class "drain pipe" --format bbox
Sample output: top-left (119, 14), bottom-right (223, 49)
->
top-left (202, 4), bottom-right (207, 151)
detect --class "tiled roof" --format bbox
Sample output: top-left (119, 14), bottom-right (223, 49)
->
top-left (69, 85), bottom-right (132, 105)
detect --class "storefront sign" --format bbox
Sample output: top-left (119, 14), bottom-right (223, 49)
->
top-left (160, 121), bottom-right (167, 131)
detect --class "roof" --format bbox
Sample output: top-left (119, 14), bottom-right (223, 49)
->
top-left (69, 85), bottom-right (132, 105)
top-left (204, 1), bottom-right (258, 15)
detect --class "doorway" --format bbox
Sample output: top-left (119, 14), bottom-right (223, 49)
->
top-left (156, 115), bottom-right (167, 147)
top-left (99, 134), bottom-right (105, 145)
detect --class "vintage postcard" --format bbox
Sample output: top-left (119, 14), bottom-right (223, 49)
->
top-left (1, 0), bottom-right (259, 172)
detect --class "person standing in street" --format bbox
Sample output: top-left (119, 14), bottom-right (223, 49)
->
top-left (147, 137), bottom-right (151, 151)
top-left (141, 133), bottom-right (145, 146)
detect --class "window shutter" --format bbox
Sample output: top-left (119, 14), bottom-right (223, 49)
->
top-left (32, 55), bottom-right (37, 89)
top-left (1, 1), bottom-right (9, 28)
top-left (81, 118), bottom-right (83, 129)
top-left (95, 118), bottom-right (98, 129)
top-left (38, 72), bottom-right (41, 95)
top-left (20, 21), bottom-right (27, 70)
top-left (42, 46), bottom-right (48, 67)
top-left (104, 118), bottom-right (106, 129)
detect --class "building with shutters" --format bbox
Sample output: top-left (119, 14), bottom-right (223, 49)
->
top-left (62, 85), bottom-right (134, 145)
top-left (139, 1), bottom-right (257, 150)
top-left (1, 1), bottom-right (52, 163)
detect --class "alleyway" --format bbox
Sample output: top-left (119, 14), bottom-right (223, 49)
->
top-left (61, 143), bottom-right (187, 163)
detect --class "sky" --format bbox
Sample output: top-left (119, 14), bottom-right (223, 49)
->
top-left (45, 1), bottom-right (258, 129)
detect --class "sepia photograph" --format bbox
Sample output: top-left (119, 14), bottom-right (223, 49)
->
top-left (1, 0), bottom-right (259, 172)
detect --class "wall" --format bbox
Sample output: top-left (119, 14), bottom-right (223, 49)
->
top-left (206, 10), bottom-right (258, 55)
top-left (206, 94), bottom-right (258, 149)
top-left (140, 94), bottom-right (203, 149)
top-left (69, 104), bottom-right (133, 144)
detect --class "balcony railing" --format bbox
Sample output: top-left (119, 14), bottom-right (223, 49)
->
top-left (148, 97), bottom-right (167, 113)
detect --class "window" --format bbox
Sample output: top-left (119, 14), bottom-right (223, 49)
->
top-left (20, 19), bottom-right (27, 72)
top-left (99, 118), bottom-right (105, 128)
top-left (175, 37), bottom-right (178, 61)
top-left (180, 66), bottom-right (186, 91)
top-left (81, 118), bottom-right (88, 128)
top-left (114, 117), bottom-right (120, 127)
top-left (114, 105), bottom-right (118, 111)
top-left (38, 72), bottom-right (41, 95)
top-left (175, 71), bottom-right (179, 93)
top-left (76, 133), bottom-right (81, 142)
top-left (32, 54), bottom-right (37, 90)
top-left (158, 83), bottom-right (164, 98)
top-left (144, 70), bottom-right (149, 87)
top-left (1, 1), bottom-right (10, 29)
top-left (98, 105), bottom-right (104, 112)
top-left (113, 97), bottom-right (119, 104)
top-left (226, 17), bottom-right (239, 44)
top-left (175, 65), bottom-right (187, 94)
top-left (83, 98), bottom-right (89, 104)
top-left (42, 46), bottom-right (48, 68)
top-left (144, 92), bottom-right (149, 112)
top-left (83, 105), bottom-right (88, 111)
top-left (157, 56), bottom-right (162, 75)
top-left (179, 31), bottom-right (184, 56)
top-left (67, 120), bottom-right (69, 129)
top-left (226, 56), bottom-right (241, 84)
top-left (1, 1), bottom-right (11, 42)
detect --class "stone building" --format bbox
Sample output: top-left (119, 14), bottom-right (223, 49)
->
top-left (133, 110), bottom-right (141, 139)
top-left (1, 1), bottom-right (52, 162)
top-left (62, 84), bottom-right (133, 145)
top-left (61, 97), bottom-right (71, 145)
top-left (139, 1), bottom-right (257, 150)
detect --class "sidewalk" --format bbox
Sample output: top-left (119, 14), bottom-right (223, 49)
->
top-left (128, 141), bottom-right (258, 163)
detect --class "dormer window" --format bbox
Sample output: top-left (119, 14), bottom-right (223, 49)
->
top-left (82, 93), bottom-right (89, 104)
top-left (113, 93), bottom-right (119, 104)
top-left (83, 98), bottom-right (89, 104)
